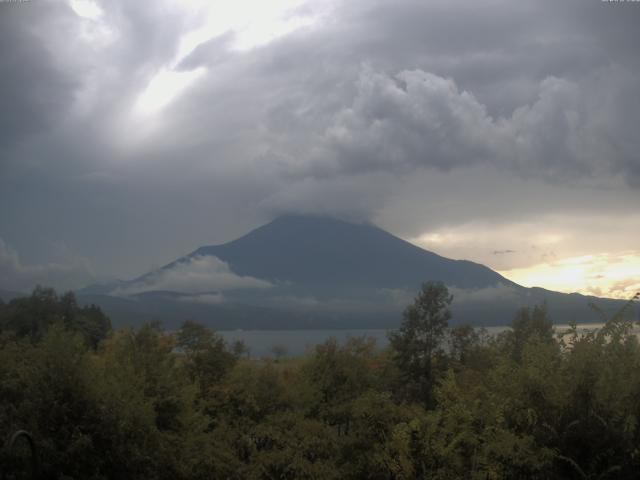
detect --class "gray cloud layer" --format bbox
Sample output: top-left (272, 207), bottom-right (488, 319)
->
top-left (0, 0), bottom-right (638, 290)
top-left (269, 67), bottom-right (638, 182)
top-left (0, 238), bottom-right (95, 292)
top-left (114, 255), bottom-right (272, 296)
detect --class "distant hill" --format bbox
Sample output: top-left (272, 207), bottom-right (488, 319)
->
top-left (78, 215), bottom-right (627, 329)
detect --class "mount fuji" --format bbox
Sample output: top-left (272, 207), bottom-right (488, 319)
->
top-left (78, 215), bottom-right (624, 329)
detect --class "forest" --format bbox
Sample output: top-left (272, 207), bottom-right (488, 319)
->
top-left (1, 284), bottom-right (639, 480)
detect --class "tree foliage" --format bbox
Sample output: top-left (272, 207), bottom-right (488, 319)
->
top-left (388, 281), bottom-right (452, 404)
top-left (0, 286), bottom-right (639, 479)
top-left (0, 286), bottom-right (111, 348)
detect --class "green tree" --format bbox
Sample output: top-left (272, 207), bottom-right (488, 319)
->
top-left (271, 344), bottom-right (288, 362)
top-left (0, 287), bottom-right (111, 348)
top-left (303, 336), bottom-right (380, 435)
top-left (243, 412), bottom-right (341, 480)
top-left (0, 286), bottom-right (60, 341)
top-left (448, 324), bottom-right (480, 366)
top-left (389, 281), bottom-right (452, 405)
top-left (507, 304), bottom-right (554, 361)
top-left (176, 320), bottom-right (238, 395)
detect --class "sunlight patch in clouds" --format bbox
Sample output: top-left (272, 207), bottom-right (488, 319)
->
top-left (134, 67), bottom-right (206, 116)
top-left (175, 0), bottom-right (318, 55)
top-left (133, 0), bottom-right (318, 117)
top-left (68, 0), bottom-right (103, 20)
top-left (68, 0), bottom-right (115, 46)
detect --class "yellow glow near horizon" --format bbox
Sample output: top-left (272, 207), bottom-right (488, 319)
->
top-left (498, 252), bottom-right (640, 300)
top-left (408, 219), bottom-right (639, 301)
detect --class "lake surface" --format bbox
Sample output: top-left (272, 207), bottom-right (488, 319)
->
top-left (218, 323), bottom-right (640, 358)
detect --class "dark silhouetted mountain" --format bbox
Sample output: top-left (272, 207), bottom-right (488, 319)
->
top-left (78, 215), bottom-right (628, 329)
top-left (188, 215), bottom-right (514, 291)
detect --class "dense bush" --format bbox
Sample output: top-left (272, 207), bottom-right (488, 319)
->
top-left (0, 285), bottom-right (639, 479)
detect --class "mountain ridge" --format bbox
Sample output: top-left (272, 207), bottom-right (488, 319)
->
top-left (186, 215), bottom-right (516, 291)
top-left (77, 215), bottom-right (626, 328)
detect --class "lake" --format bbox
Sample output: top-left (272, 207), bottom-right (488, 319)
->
top-left (218, 323), bottom-right (640, 358)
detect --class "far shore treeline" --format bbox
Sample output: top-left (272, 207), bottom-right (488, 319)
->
top-left (0, 284), bottom-right (639, 479)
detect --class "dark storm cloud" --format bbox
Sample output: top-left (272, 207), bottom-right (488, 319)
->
top-left (0, 2), bottom-right (78, 154)
top-left (168, 0), bottom-right (640, 187)
top-left (0, 0), bottom-right (638, 290)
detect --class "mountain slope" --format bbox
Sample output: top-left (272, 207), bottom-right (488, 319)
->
top-left (190, 215), bottom-right (515, 291)
top-left (79, 215), bottom-right (627, 328)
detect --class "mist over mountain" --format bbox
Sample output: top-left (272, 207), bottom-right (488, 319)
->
top-left (79, 215), bottom-right (624, 329)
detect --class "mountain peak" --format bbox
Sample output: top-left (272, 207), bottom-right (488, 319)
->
top-left (78, 214), bottom-right (625, 329)
top-left (192, 214), bottom-right (512, 290)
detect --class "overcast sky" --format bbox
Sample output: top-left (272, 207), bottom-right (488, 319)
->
top-left (1, 0), bottom-right (639, 299)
